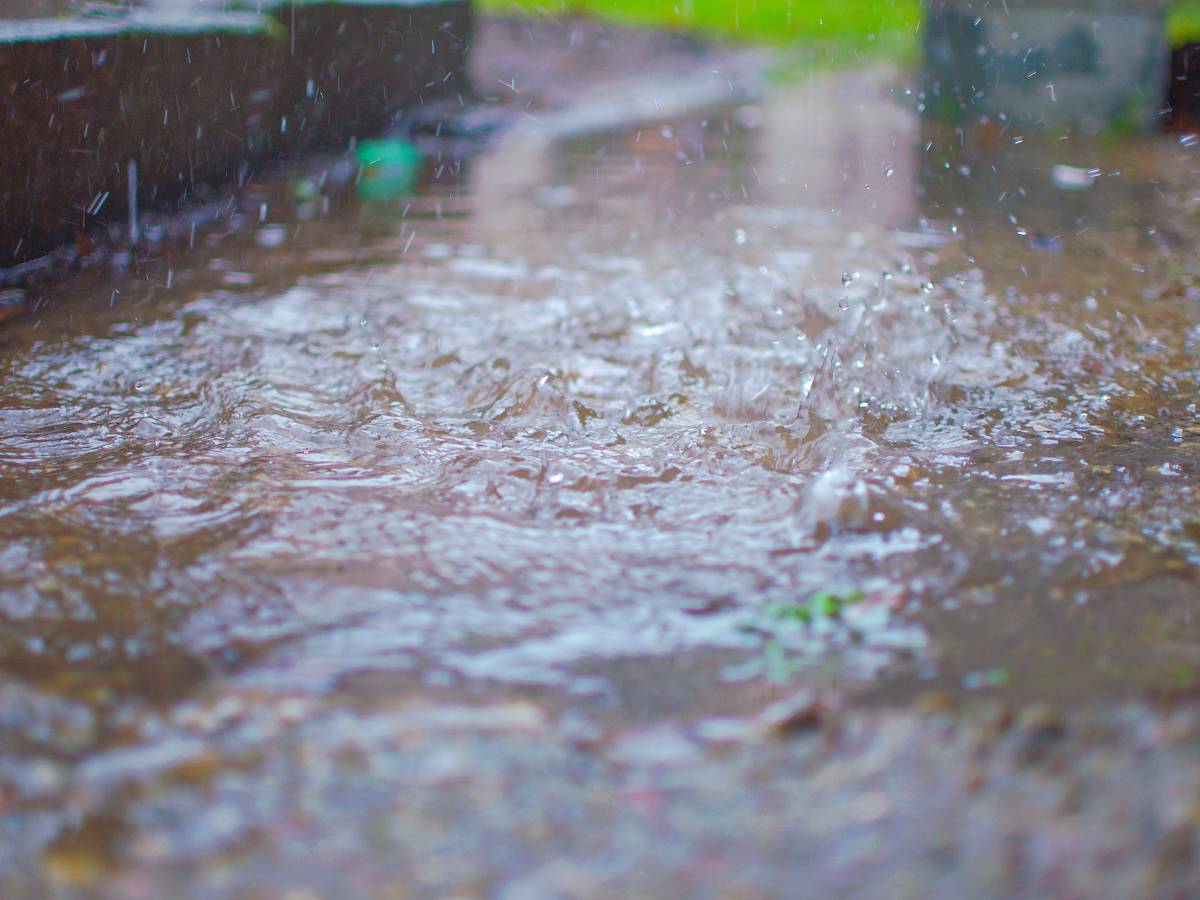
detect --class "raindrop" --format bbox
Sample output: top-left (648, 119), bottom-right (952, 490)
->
top-left (884, 165), bottom-right (895, 178)
top-left (734, 229), bottom-right (748, 246)
top-left (255, 225), bottom-right (289, 249)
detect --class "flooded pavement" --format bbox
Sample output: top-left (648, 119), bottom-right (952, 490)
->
top-left (4, 13), bottom-right (1200, 896)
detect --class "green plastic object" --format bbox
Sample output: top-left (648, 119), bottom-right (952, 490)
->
top-left (356, 138), bottom-right (424, 201)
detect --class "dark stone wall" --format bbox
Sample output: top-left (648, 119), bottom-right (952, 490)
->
top-left (1170, 43), bottom-right (1200, 129)
top-left (0, 1), bottom-right (472, 262)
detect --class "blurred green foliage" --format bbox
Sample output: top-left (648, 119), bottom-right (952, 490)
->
top-left (480, 0), bottom-right (922, 50)
top-left (1172, 2), bottom-right (1200, 44)
top-left (484, 0), bottom-right (1200, 56)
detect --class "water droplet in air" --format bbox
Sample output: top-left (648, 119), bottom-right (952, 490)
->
top-left (841, 272), bottom-right (853, 287)
top-left (734, 229), bottom-right (748, 246)
top-left (255, 224), bottom-right (288, 249)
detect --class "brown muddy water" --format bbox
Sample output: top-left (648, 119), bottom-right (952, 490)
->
top-left (4, 15), bottom-right (1200, 898)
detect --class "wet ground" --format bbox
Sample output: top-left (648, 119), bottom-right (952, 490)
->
top-left (4, 14), bottom-right (1200, 897)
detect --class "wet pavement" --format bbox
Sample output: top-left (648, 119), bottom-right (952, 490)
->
top-left (4, 13), bottom-right (1200, 897)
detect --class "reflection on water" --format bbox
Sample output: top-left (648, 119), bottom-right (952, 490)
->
top-left (3, 14), bottom-right (1200, 892)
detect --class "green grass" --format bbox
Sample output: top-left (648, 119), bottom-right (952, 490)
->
top-left (480, 0), bottom-right (922, 48)
top-left (486, 0), bottom-right (1200, 55)
top-left (1171, 2), bottom-right (1200, 45)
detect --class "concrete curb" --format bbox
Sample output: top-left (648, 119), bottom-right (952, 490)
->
top-left (0, 0), bottom-right (471, 262)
